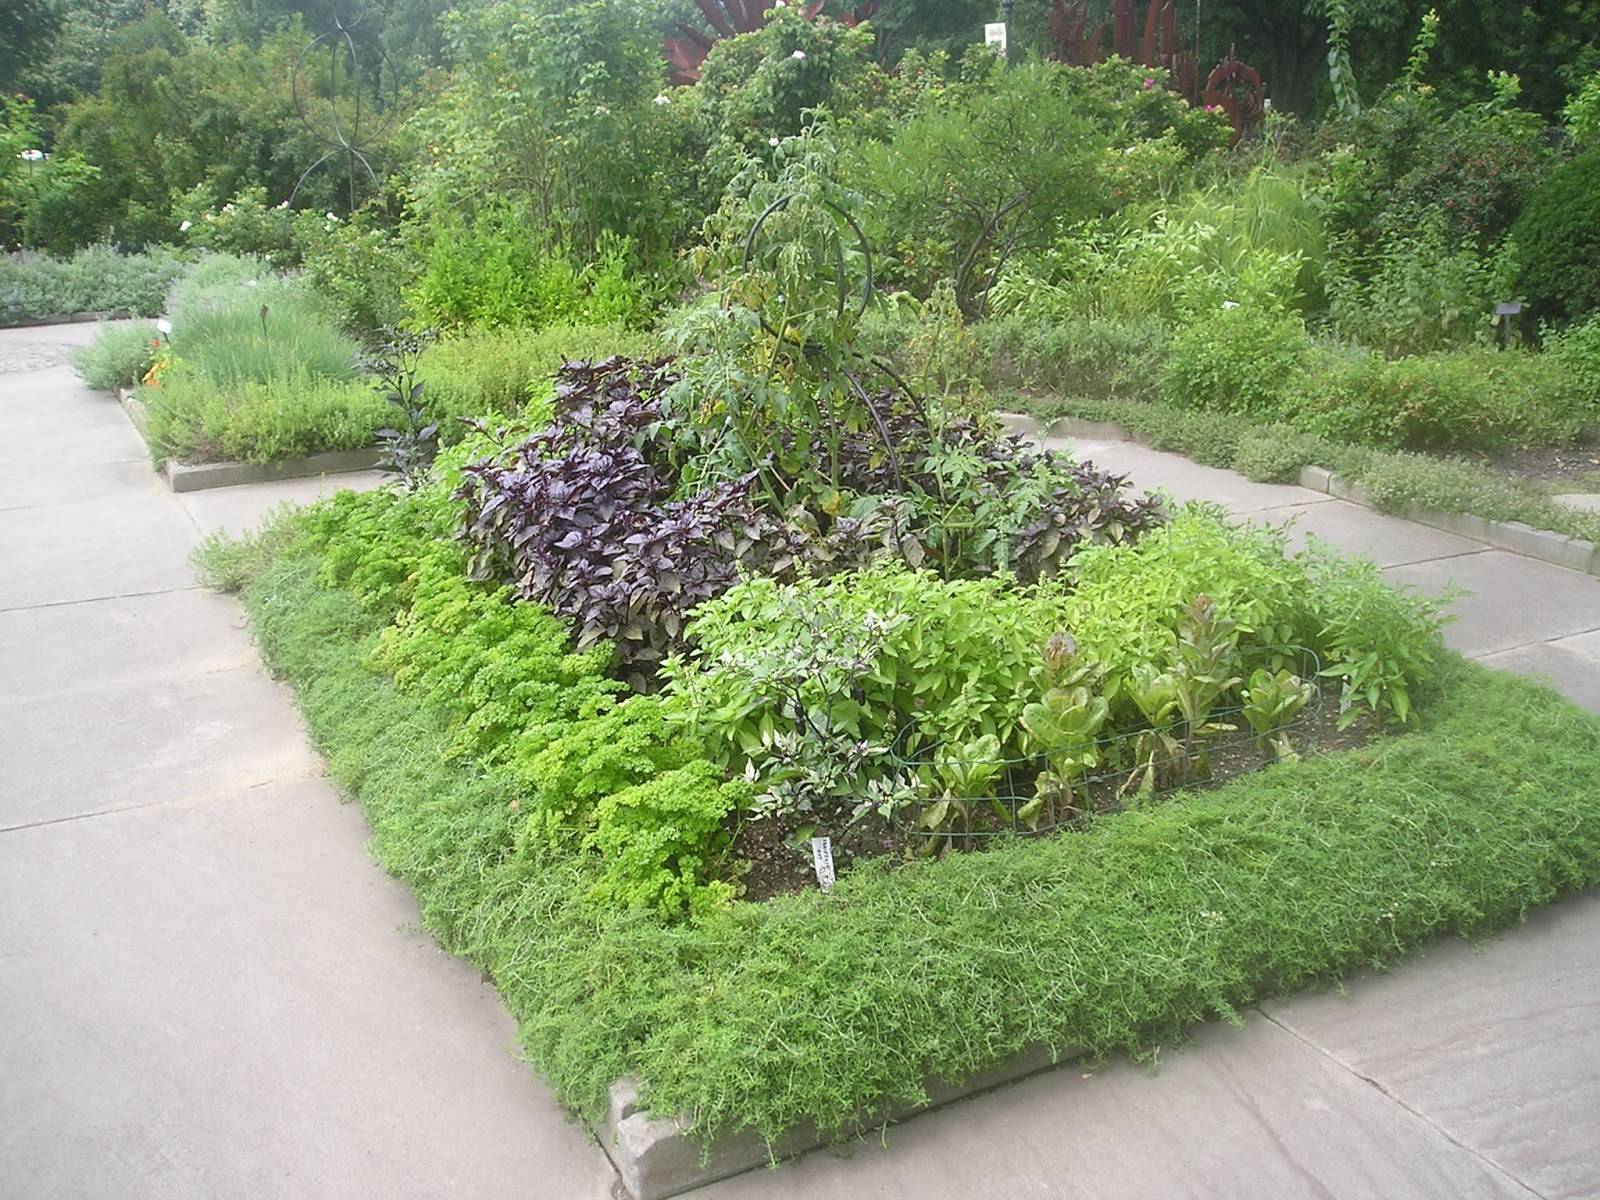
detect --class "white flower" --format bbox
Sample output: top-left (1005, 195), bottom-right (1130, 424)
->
top-left (1221, 300), bottom-right (1240, 310)
top-left (178, 220), bottom-right (192, 232)
top-left (156, 319), bottom-right (172, 335)
top-left (276, 200), bottom-right (289, 209)
top-left (326, 212), bottom-right (337, 221)
top-left (792, 49), bottom-right (806, 60)
top-left (769, 136), bottom-right (780, 147)
top-left (222, 203), bottom-right (235, 213)
top-left (245, 279), bottom-right (258, 288)
top-left (653, 93), bottom-right (670, 106)
top-left (594, 104), bottom-right (610, 116)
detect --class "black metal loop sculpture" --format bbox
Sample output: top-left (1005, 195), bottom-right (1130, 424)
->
top-left (289, 9), bottom-right (398, 210)
top-left (740, 191), bottom-right (874, 347)
top-left (737, 190), bottom-right (915, 495)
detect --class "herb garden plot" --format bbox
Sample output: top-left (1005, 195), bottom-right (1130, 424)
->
top-left (204, 314), bottom-right (1600, 1179)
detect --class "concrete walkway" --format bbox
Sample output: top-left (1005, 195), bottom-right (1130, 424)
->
top-left (3, 323), bottom-right (1598, 1200)
top-left (0, 327), bottom-right (618, 1200)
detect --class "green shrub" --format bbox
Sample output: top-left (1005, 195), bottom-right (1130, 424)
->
top-left (1326, 217), bottom-right (1514, 355)
top-left (301, 484), bottom-right (739, 920)
top-left (585, 762), bottom-right (746, 921)
top-left (370, 550), bottom-right (622, 769)
top-left (662, 565), bottom-right (1066, 778)
top-left (166, 254), bottom-right (360, 388)
top-left (972, 313), bottom-right (1170, 398)
top-left (70, 321), bottom-right (159, 389)
top-left (1287, 346), bottom-right (1589, 452)
top-left (1317, 87), bottom-right (1553, 255)
top-left (1230, 424), bottom-right (1330, 483)
top-left (1160, 305), bottom-right (1312, 417)
top-left (299, 485), bottom-right (462, 615)
top-left (1065, 508), bottom-right (1443, 726)
top-left (1544, 315), bottom-right (1600, 411)
top-left (419, 324), bottom-right (660, 440)
top-left (140, 362), bottom-right (386, 465)
top-left (994, 169), bottom-right (1320, 326)
top-left (0, 245), bottom-right (186, 324)
top-left (295, 209), bottom-right (414, 341)
top-left (848, 61), bottom-right (1122, 318)
top-left (174, 184), bottom-right (301, 268)
top-left (406, 209), bottom-right (652, 332)
top-left (1512, 147), bottom-right (1600, 320)
top-left (1566, 70), bottom-right (1600, 146)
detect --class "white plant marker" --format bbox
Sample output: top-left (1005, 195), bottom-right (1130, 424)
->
top-left (810, 837), bottom-right (835, 892)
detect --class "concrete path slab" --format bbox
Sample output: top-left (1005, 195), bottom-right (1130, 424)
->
top-left (0, 666), bottom-right (323, 828)
top-left (0, 493), bottom-right (203, 609)
top-left (1, 323), bottom-right (621, 1200)
top-left (1056, 435), bottom-right (1329, 513)
top-left (1478, 639), bottom-right (1600, 713)
top-left (0, 366), bottom-right (149, 465)
top-left (0, 778), bottom-right (617, 1200)
top-left (0, 456), bottom-right (156, 512)
top-left (1265, 893), bottom-right (1600, 1200)
top-left (1246, 497), bottom-right (1483, 568)
top-left (1383, 551), bottom-right (1600, 657)
top-left (0, 588), bottom-right (256, 700)
top-left (179, 469), bottom-right (387, 537)
top-left (701, 1009), bottom-right (1534, 1200)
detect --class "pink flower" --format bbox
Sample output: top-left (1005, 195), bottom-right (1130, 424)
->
top-left (1143, 77), bottom-right (1156, 90)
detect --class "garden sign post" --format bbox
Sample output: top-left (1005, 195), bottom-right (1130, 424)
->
top-left (986, 6), bottom-right (1011, 63)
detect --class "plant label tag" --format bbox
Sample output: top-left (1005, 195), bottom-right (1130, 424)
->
top-left (810, 837), bottom-right (835, 892)
top-left (984, 22), bottom-right (1008, 56)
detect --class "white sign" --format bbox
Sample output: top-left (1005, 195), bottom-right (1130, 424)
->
top-left (984, 22), bottom-right (1008, 57)
top-left (810, 837), bottom-right (836, 892)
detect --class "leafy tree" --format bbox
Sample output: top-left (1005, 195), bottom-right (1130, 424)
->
top-left (849, 60), bottom-right (1117, 318)
top-left (412, 0), bottom-right (688, 265)
top-left (0, 0), bottom-right (61, 97)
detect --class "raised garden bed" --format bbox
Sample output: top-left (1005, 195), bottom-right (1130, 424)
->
top-left (116, 385), bottom-right (380, 492)
top-left (230, 539), bottom-right (1600, 1198)
top-left (0, 309), bottom-right (138, 330)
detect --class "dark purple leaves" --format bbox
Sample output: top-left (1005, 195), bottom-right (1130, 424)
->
top-left (457, 358), bottom-right (795, 688)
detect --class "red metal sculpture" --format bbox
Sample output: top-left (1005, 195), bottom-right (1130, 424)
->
top-left (665, 0), bottom-right (880, 86)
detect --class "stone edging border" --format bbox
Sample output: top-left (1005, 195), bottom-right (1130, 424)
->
top-left (116, 386), bottom-right (382, 492)
top-left (0, 310), bottom-right (138, 329)
top-left (597, 1045), bottom-right (1071, 1200)
top-left (998, 412), bottom-right (1600, 580)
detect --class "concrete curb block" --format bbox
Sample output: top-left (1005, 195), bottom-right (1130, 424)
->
top-left (164, 447), bottom-right (384, 492)
top-left (0, 310), bottom-right (138, 330)
top-left (998, 412), bottom-right (1600, 580)
top-left (115, 385), bottom-right (149, 438)
top-left (599, 1045), bottom-right (1071, 1200)
top-left (115, 385), bottom-right (382, 492)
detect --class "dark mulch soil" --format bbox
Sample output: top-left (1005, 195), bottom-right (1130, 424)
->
top-left (727, 699), bottom-right (1376, 902)
top-left (1480, 438), bottom-right (1600, 487)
